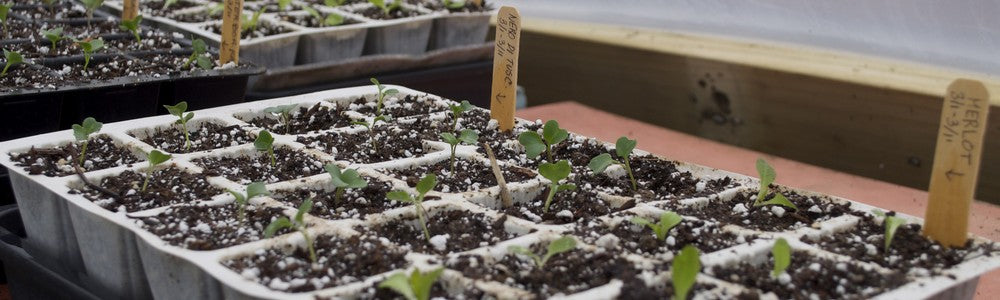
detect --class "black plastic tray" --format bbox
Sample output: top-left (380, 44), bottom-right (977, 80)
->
top-left (0, 204), bottom-right (101, 300)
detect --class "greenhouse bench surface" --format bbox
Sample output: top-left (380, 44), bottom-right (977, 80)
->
top-left (516, 101), bottom-right (1000, 300)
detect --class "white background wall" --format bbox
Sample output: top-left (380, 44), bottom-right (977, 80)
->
top-left (495, 0), bottom-right (1000, 76)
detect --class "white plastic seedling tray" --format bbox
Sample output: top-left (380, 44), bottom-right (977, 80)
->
top-left (2, 85), bottom-right (999, 300)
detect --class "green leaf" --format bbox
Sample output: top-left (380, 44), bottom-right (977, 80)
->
top-left (386, 190), bottom-right (414, 203)
top-left (615, 136), bottom-right (636, 159)
top-left (206, 3), bottom-right (224, 15)
top-left (164, 101), bottom-right (188, 117)
top-left (163, 0), bottom-right (178, 9)
top-left (264, 217), bottom-right (292, 238)
top-left (439, 132), bottom-right (457, 145)
top-left (119, 15), bottom-right (142, 33)
top-left (42, 27), bottom-right (64, 45)
top-left (517, 132), bottom-right (545, 159)
top-left (183, 112), bottom-right (194, 122)
top-left (378, 272), bottom-right (417, 300)
top-left (444, 0), bottom-right (465, 9)
top-left (228, 189), bottom-right (246, 205)
top-left (506, 245), bottom-right (540, 266)
top-left (192, 38), bottom-right (208, 54)
top-left (340, 169), bottom-right (368, 188)
top-left (254, 130), bottom-right (274, 152)
top-left (657, 212), bottom-right (683, 238)
top-left (771, 238), bottom-right (791, 277)
top-left (194, 55), bottom-right (212, 70)
top-left (538, 160), bottom-right (571, 183)
top-left (369, 0), bottom-right (386, 10)
top-left (755, 193), bottom-right (798, 210)
top-left (756, 158), bottom-right (776, 201)
top-left (0, 3), bottom-right (10, 22)
top-left (384, 88), bottom-right (399, 96)
top-left (415, 174), bottom-right (437, 195)
top-left (409, 267), bottom-right (444, 300)
top-left (325, 0), bottom-right (345, 6)
top-left (324, 13), bottom-right (344, 26)
top-left (450, 100), bottom-right (473, 116)
top-left (541, 120), bottom-right (568, 146)
top-left (587, 153), bottom-right (616, 174)
top-left (555, 183), bottom-right (576, 193)
top-left (147, 150), bottom-right (171, 166)
top-left (264, 104), bottom-right (297, 115)
top-left (883, 215), bottom-right (906, 252)
top-left (457, 129), bottom-right (478, 144)
top-left (540, 236), bottom-right (576, 267)
top-left (246, 182), bottom-right (270, 199)
top-left (278, 0), bottom-right (292, 10)
top-left (672, 245), bottom-right (700, 300)
top-left (295, 197), bottom-right (313, 223)
top-left (72, 117), bottom-right (102, 141)
top-left (370, 77), bottom-right (381, 88)
top-left (303, 6), bottom-right (322, 19)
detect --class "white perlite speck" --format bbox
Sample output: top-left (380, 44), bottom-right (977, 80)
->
top-left (771, 206), bottom-right (786, 218)
top-left (556, 210), bottom-right (574, 218)
top-left (695, 181), bottom-right (706, 192)
top-left (430, 234), bottom-right (450, 252)
top-left (595, 233), bottom-right (620, 249)
top-left (732, 203), bottom-right (748, 214)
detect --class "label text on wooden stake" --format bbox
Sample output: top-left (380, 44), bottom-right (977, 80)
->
top-left (490, 6), bottom-right (520, 131)
top-left (923, 79), bottom-right (991, 247)
top-left (219, 0), bottom-right (244, 65)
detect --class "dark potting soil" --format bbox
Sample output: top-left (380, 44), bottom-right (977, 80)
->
top-left (574, 217), bottom-right (750, 257)
top-left (206, 21), bottom-right (293, 40)
top-left (133, 52), bottom-right (218, 73)
top-left (246, 2), bottom-right (304, 12)
top-left (222, 233), bottom-right (408, 293)
top-left (70, 166), bottom-right (223, 212)
top-left (142, 0), bottom-right (201, 12)
top-left (504, 187), bottom-right (618, 224)
top-left (346, 95), bottom-right (448, 118)
top-left (617, 276), bottom-right (733, 300)
top-left (272, 178), bottom-right (400, 220)
top-left (352, 5), bottom-right (425, 20)
top-left (56, 20), bottom-right (127, 37)
top-left (244, 102), bottom-right (355, 134)
top-left (103, 32), bottom-right (180, 52)
top-left (709, 251), bottom-right (909, 299)
top-left (356, 280), bottom-right (485, 300)
top-left (412, 0), bottom-right (492, 12)
top-left (8, 40), bottom-right (79, 59)
top-left (296, 126), bottom-right (427, 164)
top-left (15, 5), bottom-right (88, 20)
top-left (133, 122), bottom-right (253, 153)
top-left (0, 64), bottom-right (62, 91)
top-left (448, 247), bottom-right (639, 297)
top-left (368, 210), bottom-right (517, 255)
top-left (54, 57), bottom-right (160, 82)
top-left (135, 203), bottom-right (292, 250)
top-left (675, 189), bottom-right (856, 232)
top-left (575, 154), bottom-right (736, 201)
top-left (171, 10), bottom-right (218, 23)
top-left (194, 147), bottom-right (326, 184)
top-left (9, 135), bottom-right (139, 177)
top-left (480, 132), bottom-right (607, 170)
top-left (277, 13), bottom-right (359, 28)
top-left (803, 214), bottom-right (998, 275)
top-left (384, 158), bottom-right (537, 193)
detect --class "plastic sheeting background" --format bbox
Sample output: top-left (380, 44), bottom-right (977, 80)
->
top-left (495, 0), bottom-right (1000, 77)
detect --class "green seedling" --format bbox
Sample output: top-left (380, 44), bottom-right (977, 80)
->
top-left (0, 2), bottom-right (12, 36)
top-left (255, 130), bottom-right (276, 167)
top-left (81, 0), bottom-right (103, 20)
top-left (370, 77), bottom-right (399, 115)
top-left (141, 150), bottom-right (171, 192)
top-left (120, 15), bottom-right (142, 43)
top-left (264, 198), bottom-right (317, 263)
top-left (588, 136), bottom-right (638, 191)
top-left (163, 101), bottom-right (194, 150)
top-left (439, 129), bottom-right (478, 173)
top-left (352, 115), bottom-right (388, 152)
top-left (369, 0), bottom-right (401, 15)
top-left (771, 238), bottom-right (791, 278)
top-left (324, 164), bottom-right (367, 205)
top-left (507, 235), bottom-right (576, 268)
top-left (630, 211), bottom-right (683, 241)
top-left (241, 10), bottom-right (265, 33)
top-left (302, 6), bottom-right (344, 26)
top-left (672, 245), bottom-right (700, 300)
top-left (278, 0), bottom-right (292, 10)
top-left (205, 3), bottom-right (224, 16)
top-left (325, 0), bottom-right (347, 6)
top-left (71, 117), bottom-right (103, 167)
top-left (1, 49), bottom-right (22, 76)
top-left (872, 210), bottom-right (906, 253)
top-left (41, 27), bottom-right (64, 50)
top-left (538, 160), bottom-right (575, 213)
top-left (448, 100), bottom-right (473, 131)
top-left (443, 0), bottom-right (465, 10)
top-left (73, 37), bottom-right (104, 70)
top-left (517, 120), bottom-right (568, 162)
top-left (379, 267), bottom-right (444, 300)
top-left (163, 0), bottom-right (180, 10)
top-left (752, 158), bottom-right (798, 210)
top-left (183, 38), bottom-right (212, 70)
top-left (227, 182), bottom-right (269, 223)
top-left (263, 104), bottom-right (297, 134)
top-left (386, 174), bottom-right (437, 241)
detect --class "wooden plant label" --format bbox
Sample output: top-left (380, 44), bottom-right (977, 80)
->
top-left (923, 79), bottom-right (991, 247)
top-left (122, 0), bottom-right (139, 20)
top-left (219, 0), bottom-right (244, 65)
top-left (490, 6), bottom-right (520, 131)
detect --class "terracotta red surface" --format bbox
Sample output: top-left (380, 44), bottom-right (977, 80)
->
top-left (517, 101), bottom-right (1000, 299)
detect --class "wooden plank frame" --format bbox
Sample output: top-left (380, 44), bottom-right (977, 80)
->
top-left (501, 18), bottom-right (1000, 203)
